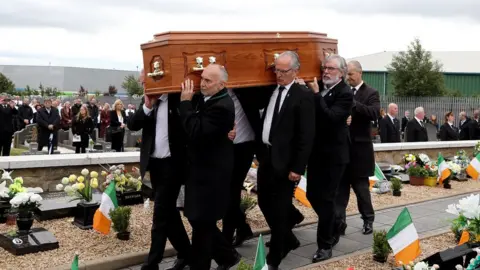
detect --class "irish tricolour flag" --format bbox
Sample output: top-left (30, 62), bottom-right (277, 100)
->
top-left (466, 154), bottom-right (480, 180)
top-left (253, 234), bottom-right (267, 270)
top-left (93, 181), bottom-right (118, 234)
top-left (387, 208), bottom-right (421, 265)
top-left (294, 176), bottom-right (311, 208)
top-left (437, 154), bottom-right (451, 184)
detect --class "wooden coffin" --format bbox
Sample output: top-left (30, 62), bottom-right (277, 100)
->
top-left (141, 31), bottom-right (338, 95)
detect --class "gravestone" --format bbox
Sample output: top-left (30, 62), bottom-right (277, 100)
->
top-left (0, 228), bottom-right (59, 256)
top-left (125, 129), bottom-right (142, 147)
top-left (57, 129), bottom-right (70, 145)
top-left (13, 124), bottom-right (38, 148)
top-left (34, 192), bottom-right (102, 221)
top-left (425, 123), bottom-right (439, 141)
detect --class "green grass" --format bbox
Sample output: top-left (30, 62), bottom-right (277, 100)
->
top-left (10, 148), bottom-right (28, 156)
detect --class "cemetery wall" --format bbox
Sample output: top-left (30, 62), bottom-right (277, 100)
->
top-left (1, 141), bottom-right (477, 192)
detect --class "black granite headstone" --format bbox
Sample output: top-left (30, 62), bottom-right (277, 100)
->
top-left (424, 242), bottom-right (480, 268)
top-left (72, 202), bottom-right (99, 230)
top-left (0, 228), bottom-right (59, 256)
top-left (34, 192), bottom-right (102, 221)
top-left (0, 200), bottom-right (11, 223)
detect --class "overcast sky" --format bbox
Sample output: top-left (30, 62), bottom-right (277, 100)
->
top-left (1, 0), bottom-right (480, 71)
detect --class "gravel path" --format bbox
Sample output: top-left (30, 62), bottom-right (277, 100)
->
top-left (0, 179), bottom-right (479, 269)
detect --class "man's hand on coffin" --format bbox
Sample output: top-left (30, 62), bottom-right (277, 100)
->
top-left (307, 77), bottom-right (320, 93)
top-left (295, 78), bottom-right (306, 85)
top-left (143, 88), bottom-right (158, 110)
top-left (288, 171), bottom-right (301, 182)
top-left (346, 115), bottom-right (352, 126)
top-left (181, 79), bottom-right (194, 101)
top-left (228, 122), bottom-right (236, 141)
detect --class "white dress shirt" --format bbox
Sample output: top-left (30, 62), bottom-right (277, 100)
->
top-left (143, 94), bottom-right (171, 159)
top-left (387, 113), bottom-right (395, 124)
top-left (351, 81), bottom-right (364, 95)
top-left (415, 117), bottom-right (424, 127)
top-left (228, 90), bottom-right (255, 144)
top-left (262, 80), bottom-right (295, 145)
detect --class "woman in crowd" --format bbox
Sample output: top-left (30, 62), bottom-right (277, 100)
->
top-left (72, 104), bottom-right (94, 153)
top-left (439, 111), bottom-right (459, 141)
top-left (99, 103), bottom-right (110, 139)
top-left (109, 99), bottom-right (126, 152)
top-left (32, 104), bottom-right (42, 124)
top-left (60, 101), bottom-right (73, 131)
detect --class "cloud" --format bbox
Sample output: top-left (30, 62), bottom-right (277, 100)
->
top-left (316, 0), bottom-right (480, 22)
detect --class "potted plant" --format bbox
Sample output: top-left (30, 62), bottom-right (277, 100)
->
top-left (58, 168), bottom-right (101, 229)
top-left (101, 165), bottom-right (143, 206)
top-left (236, 259), bottom-right (253, 270)
top-left (406, 162), bottom-right (428, 186)
top-left (391, 177), bottom-right (402, 197)
top-left (0, 175), bottom-right (26, 224)
top-left (9, 192), bottom-right (42, 234)
top-left (372, 229), bottom-right (390, 263)
top-left (109, 206), bottom-right (132, 240)
top-left (424, 164), bottom-right (438, 187)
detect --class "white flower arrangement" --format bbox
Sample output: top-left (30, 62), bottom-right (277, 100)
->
top-left (447, 161), bottom-right (462, 175)
top-left (404, 154), bottom-right (416, 163)
top-left (399, 261), bottom-right (439, 270)
top-left (9, 192), bottom-right (42, 213)
top-left (446, 194), bottom-right (480, 220)
top-left (418, 153), bottom-right (430, 165)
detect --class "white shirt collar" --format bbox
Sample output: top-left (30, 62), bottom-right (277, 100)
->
top-left (352, 81), bottom-right (364, 90)
top-left (159, 94), bottom-right (168, 102)
top-left (387, 113), bottom-right (395, 120)
top-left (448, 121), bottom-right (454, 126)
top-left (278, 79), bottom-right (295, 91)
top-left (414, 116), bottom-right (423, 123)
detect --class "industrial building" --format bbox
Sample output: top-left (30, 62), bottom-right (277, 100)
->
top-left (0, 65), bottom-right (138, 94)
top-left (347, 51), bottom-right (480, 96)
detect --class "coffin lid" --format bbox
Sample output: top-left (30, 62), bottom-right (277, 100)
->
top-left (141, 31), bottom-right (337, 49)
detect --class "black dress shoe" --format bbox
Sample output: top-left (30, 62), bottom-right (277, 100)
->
top-left (362, 223), bottom-right (373, 235)
top-left (165, 258), bottom-right (189, 270)
top-left (232, 230), bottom-right (254, 247)
top-left (312, 248), bottom-right (332, 263)
top-left (215, 251), bottom-right (241, 270)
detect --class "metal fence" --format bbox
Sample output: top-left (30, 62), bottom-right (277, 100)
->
top-left (380, 96), bottom-right (480, 125)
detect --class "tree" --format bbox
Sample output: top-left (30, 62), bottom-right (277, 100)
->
top-left (108, 85), bottom-right (118, 96)
top-left (122, 75), bottom-right (143, 97)
top-left (387, 38), bottom-right (446, 97)
top-left (0, 73), bottom-right (16, 94)
top-left (39, 83), bottom-right (45, 97)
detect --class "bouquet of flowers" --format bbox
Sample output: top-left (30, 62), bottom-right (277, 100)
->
top-left (9, 192), bottom-right (42, 215)
top-left (446, 194), bottom-right (480, 242)
top-left (447, 161), bottom-right (462, 175)
top-left (406, 162), bottom-right (428, 177)
top-left (58, 168), bottom-right (100, 202)
top-left (404, 154), bottom-right (417, 164)
top-left (417, 153), bottom-right (431, 167)
top-left (101, 165), bottom-right (142, 193)
top-left (398, 261), bottom-right (439, 270)
top-left (425, 163), bottom-right (438, 178)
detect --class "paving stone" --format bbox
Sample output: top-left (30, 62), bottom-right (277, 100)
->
top-left (158, 260), bottom-right (174, 270)
top-left (293, 229), bottom-right (317, 244)
top-left (346, 216), bottom-right (365, 229)
top-left (279, 252), bottom-right (312, 269)
top-left (334, 237), bottom-right (370, 254)
top-left (373, 214), bottom-right (397, 225)
top-left (345, 225), bottom-right (362, 235)
top-left (236, 240), bottom-right (259, 260)
top-left (343, 231), bottom-right (374, 246)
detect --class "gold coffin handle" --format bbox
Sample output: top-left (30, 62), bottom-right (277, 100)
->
top-left (192, 56), bottom-right (216, 71)
top-left (270, 53), bottom-right (280, 67)
top-left (147, 61), bottom-right (164, 77)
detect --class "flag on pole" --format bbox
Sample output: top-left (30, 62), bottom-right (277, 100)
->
top-left (48, 133), bottom-right (54, 155)
top-left (466, 154), bottom-right (480, 180)
top-left (93, 181), bottom-right (118, 234)
top-left (71, 254), bottom-right (79, 270)
top-left (294, 176), bottom-right (311, 207)
top-left (253, 234), bottom-right (268, 270)
top-left (387, 208), bottom-right (421, 265)
top-left (437, 154), bottom-right (451, 184)
top-left (368, 163), bottom-right (386, 190)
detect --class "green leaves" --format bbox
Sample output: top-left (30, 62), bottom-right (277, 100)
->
top-left (122, 75), bottom-right (143, 97)
top-left (387, 38), bottom-right (446, 97)
top-left (0, 73), bottom-right (15, 94)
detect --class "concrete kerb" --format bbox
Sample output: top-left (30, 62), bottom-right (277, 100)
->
top-left (48, 190), bottom-right (473, 270)
top-left (295, 227), bottom-right (452, 270)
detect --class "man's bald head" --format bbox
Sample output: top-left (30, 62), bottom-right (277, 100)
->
top-left (200, 64), bottom-right (228, 96)
top-left (388, 103), bottom-right (398, 117)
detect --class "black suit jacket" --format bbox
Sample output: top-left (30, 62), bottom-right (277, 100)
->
top-left (179, 88), bottom-right (235, 222)
top-left (110, 110), bottom-right (127, 128)
top-left (439, 122), bottom-right (459, 141)
top-left (128, 93), bottom-right (187, 181)
top-left (401, 117), bottom-right (409, 133)
top-left (258, 82), bottom-right (315, 176)
top-left (473, 119), bottom-right (480, 140)
top-left (17, 104), bottom-right (33, 130)
top-left (310, 80), bottom-right (352, 165)
top-left (405, 119), bottom-right (429, 142)
top-left (36, 107), bottom-right (61, 147)
top-left (459, 117), bottom-right (475, 140)
top-left (349, 83), bottom-right (380, 177)
top-left (379, 115), bottom-right (401, 143)
top-left (0, 104), bottom-right (18, 134)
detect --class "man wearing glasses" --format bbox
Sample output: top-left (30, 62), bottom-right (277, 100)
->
top-left (257, 51), bottom-right (315, 269)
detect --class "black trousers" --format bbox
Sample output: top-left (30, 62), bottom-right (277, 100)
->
top-left (222, 141), bottom-right (255, 243)
top-left (75, 146), bottom-right (86, 153)
top-left (111, 130), bottom-right (124, 152)
top-left (257, 147), bottom-right (297, 267)
top-left (142, 158), bottom-right (191, 270)
top-left (0, 132), bottom-right (12, 156)
top-left (336, 167), bottom-right (375, 227)
top-left (190, 219), bottom-right (237, 270)
top-left (307, 163), bottom-right (345, 249)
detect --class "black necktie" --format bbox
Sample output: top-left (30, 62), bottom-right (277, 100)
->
top-left (269, 86), bottom-right (285, 141)
top-left (352, 87), bottom-right (356, 95)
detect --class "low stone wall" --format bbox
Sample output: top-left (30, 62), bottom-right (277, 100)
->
top-left (0, 141), bottom-right (478, 191)
top-left (374, 141), bottom-right (477, 165)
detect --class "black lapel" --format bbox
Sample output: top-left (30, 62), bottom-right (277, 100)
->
top-left (354, 83), bottom-right (367, 102)
top-left (275, 84), bottom-right (295, 123)
top-left (205, 88), bottom-right (229, 106)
